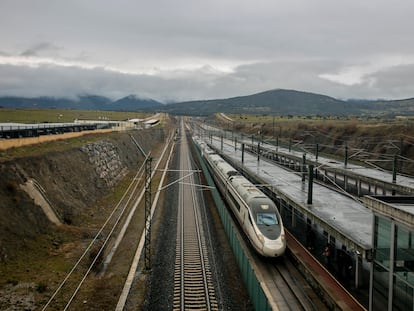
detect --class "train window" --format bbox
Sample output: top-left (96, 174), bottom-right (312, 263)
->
top-left (257, 213), bottom-right (279, 225)
top-left (247, 188), bottom-right (261, 194)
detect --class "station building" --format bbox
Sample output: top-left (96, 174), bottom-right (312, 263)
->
top-left (363, 196), bottom-right (414, 311)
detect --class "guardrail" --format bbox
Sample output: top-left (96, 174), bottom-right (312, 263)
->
top-left (0, 123), bottom-right (101, 139)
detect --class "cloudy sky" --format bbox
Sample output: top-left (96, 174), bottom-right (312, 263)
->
top-left (1, 0), bottom-right (414, 102)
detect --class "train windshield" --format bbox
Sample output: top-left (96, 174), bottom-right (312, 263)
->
top-left (251, 200), bottom-right (282, 240)
top-left (257, 213), bottom-right (278, 225)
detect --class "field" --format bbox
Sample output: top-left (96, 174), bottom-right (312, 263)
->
top-left (0, 108), bottom-right (151, 123)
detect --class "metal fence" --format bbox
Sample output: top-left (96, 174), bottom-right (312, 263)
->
top-left (194, 142), bottom-right (271, 311)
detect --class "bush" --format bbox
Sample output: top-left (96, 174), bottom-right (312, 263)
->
top-left (36, 282), bottom-right (47, 293)
top-left (6, 181), bottom-right (18, 193)
top-left (7, 279), bottom-right (18, 286)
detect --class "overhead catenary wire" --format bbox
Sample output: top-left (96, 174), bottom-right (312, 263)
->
top-left (99, 164), bottom-right (146, 273)
top-left (64, 147), bottom-right (169, 310)
top-left (215, 132), bottom-right (410, 203)
top-left (62, 133), bottom-right (175, 309)
top-left (41, 157), bottom-right (148, 311)
top-left (41, 135), bottom-right (175, 309)
top-left (115, 135), bottom-right (176, 310)
top-left (274, 137), bottom-right (408, 171)
top-left (64, 161), bottom-right (147, 310)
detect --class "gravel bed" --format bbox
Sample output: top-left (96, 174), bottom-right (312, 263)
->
top-left (143, 139), bottom-right (252, 310)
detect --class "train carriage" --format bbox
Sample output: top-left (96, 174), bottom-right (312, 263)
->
top-left (201, 144), bottom-right (286, 257)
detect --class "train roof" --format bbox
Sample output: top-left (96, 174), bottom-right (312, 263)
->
top-left (206, 148), bottom-right (270, 204)
top-left (193, 137), bottom-right (216, 156)
top-left (203, 145), bottom-right (216, 155)
top-left (211, 154), bottom-right (239, 177)
top-left (230, 176), bottom-right (269, 203)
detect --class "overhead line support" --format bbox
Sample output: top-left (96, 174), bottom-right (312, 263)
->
top-left (144, 156), bottom-right (152, 271)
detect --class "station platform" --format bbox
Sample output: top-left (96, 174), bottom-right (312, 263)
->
top-left (286, 231), bottom-right (366, 310)
top-left (0, 122), bottom-right (100, 138)
top-left (207, 135), bottom-right (373, 258)
top-left (243, 138), bottom-right (414, 196)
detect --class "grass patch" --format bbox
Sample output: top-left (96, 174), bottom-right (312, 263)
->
top-left (7, 279), bottom-right (18, 286)
top-left (214, 113), bottom-right (414, 175)
top-left (0, 131), bottom-right (126, 162)
top-left (36, 282), bottom-right (47, 293)
top-left (0, 229), bottom-right (77, 287)
top-left (0, 108), bottom-right (150, 123)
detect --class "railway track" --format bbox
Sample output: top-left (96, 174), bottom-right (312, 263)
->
top-left (173, 121), bottom-right (218, 311)
top-left (270, 258), bottom-right (324, 311)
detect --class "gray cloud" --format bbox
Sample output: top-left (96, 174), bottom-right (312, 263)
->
top-left (364, 64), bottom-right (414, 99)
top-left (1, 0), bottom-right (414, 101)
top-left (19, 42), bottom-right (61, 57)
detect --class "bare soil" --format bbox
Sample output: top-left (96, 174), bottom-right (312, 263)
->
top-left (0, 127), bottom-right (166, 310)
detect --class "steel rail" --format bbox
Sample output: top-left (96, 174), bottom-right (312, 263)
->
top-left (173, 120), bottom-right (217, 311)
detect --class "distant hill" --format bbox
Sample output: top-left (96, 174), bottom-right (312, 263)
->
top-left (77, 95), bottom-right (113, 109)
top-left (0, 97), bottom-right (76, 109)
top-left (158, 89), bottom-right (350, 115)
top-left (1, 89), bottom-right (414, 116)
top-left (109, 95), bottom-right (163, 111)
top-left (156, 89), bottom-right (414, 116)
top-left (356, 97), bottom-right (414, 116)
top-left (0, 95), bottom-right (164, 111)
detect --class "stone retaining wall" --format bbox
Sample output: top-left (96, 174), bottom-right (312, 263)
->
top-left (81, 140), bottom-right (128, 187)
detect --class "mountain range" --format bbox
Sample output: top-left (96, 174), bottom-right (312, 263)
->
top-left (0, 94), bottom-right (163, 111)
top-left (1, 89), bottom-right (413, 116)
top-left (159, 89), bottom-right (414, 116)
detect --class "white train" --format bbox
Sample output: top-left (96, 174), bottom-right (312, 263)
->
top-left (200, 142), bottom-right (286, 257)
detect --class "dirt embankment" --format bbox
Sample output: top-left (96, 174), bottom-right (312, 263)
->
top-left (0, 127), bottom-right (166, 310)
top-left (218, 117), bottom-right (414, 176)
top-left (295, 122), bottom-right (413, 175)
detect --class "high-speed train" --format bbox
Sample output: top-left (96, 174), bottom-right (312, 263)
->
top-left (200, 142), bottom-right (286, 257)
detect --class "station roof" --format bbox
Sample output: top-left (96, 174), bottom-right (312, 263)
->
top-left (0, 122), bottom-right (84, 129)
top-left (207, 135), bottom-right (373, 255)
top-left (144, 119), bottom-right (159, 125)
top-left (363, 196), bottom-right (414, 229)
top-left (258, 140), bottom-right (414, 194)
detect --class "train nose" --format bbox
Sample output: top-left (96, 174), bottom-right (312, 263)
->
top-left (263, 239), bottom-right (286, 257)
